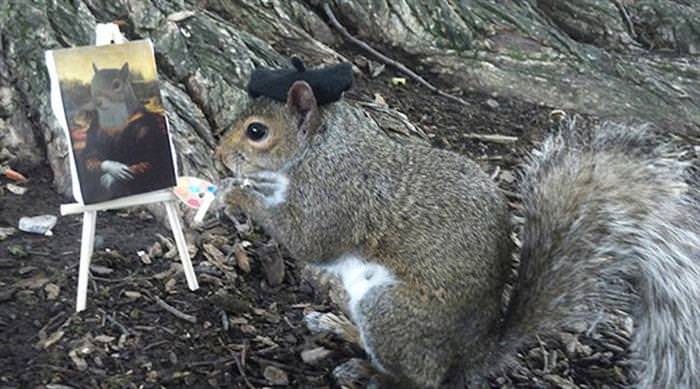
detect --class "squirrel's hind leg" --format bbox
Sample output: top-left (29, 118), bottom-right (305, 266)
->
top-left (353, 283), bottom-right (462, 388)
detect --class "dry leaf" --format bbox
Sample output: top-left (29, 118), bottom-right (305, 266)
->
top-left (233, 242), bottom-right (251, 273)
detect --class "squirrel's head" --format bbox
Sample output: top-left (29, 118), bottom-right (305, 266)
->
top-left (217, 81), bottom-right (321, 176)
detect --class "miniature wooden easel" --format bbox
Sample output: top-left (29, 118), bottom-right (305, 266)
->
top-left (59, 24), bottom-right (198, 312)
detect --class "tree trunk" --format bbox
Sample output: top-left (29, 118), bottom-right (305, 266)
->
top-left (1, 0), bottom-right (698, 195)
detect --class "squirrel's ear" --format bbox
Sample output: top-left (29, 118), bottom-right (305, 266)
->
top-left (92, 63), bottom-right (99, 73)
top-left (120, 63), bottom-right (129, 78)
top-left (286, 81), bottom-right (319, 134)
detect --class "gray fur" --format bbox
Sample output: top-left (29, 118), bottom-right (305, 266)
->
top-left (218, 89), bottom-right (700, 388)
top-left (511, 121), bottom-right (700, 388)
top-left (90, 62), bottom-right (139, 129)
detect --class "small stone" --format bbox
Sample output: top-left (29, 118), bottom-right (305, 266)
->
top-left (148, 242), bottom-right (163, 258)
top-left (94, 335), bottom-right (115, 343)
top-left (146, 369), bottom-right (159, 382)
top-left (6, 183), bottom-right (27, 195)
top-left (69, 349), bottom-right (88, 371)
top-left (124, 290), bottom-right (141, 299)
top-left (301, 347), bottom-right (333, 365)
top-left (165, 278), bottom-right (177, 293)
top-left (389, 77), bottom-right (406, 86)
top-left (138, 250), bottom-right (152, 265)
top-left (18, 266), bottom-right (36, 275)
top-left (263, 365), bottom-right (289, 386)
top-left (0, 226), bottom-right (16, 240)
top-left (44, 283), bottom-right (60, 300)
top-left (90, 265), bottom-right (114, 275)
top-left (229, 317), bottom-right (248, 325)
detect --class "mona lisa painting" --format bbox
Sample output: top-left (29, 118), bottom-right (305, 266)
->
top-left (46, 40), bottom-right (177, 204)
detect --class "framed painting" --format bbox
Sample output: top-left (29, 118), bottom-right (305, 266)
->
top-left (46, 40), bottom-right (176, 204)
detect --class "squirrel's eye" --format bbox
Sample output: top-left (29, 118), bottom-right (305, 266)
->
top-left (112, 80), bottom-right (122, 90)
top-left (245, 122), bottom-right (269, 142)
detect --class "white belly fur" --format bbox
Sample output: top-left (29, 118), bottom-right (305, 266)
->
top-left (321, 255), bottom-right (396, 317)
top-left (319, 255), bottom-right (396, 372)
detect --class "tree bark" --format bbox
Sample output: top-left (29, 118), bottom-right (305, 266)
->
top-left (0, 0), bottom-right (697, 196)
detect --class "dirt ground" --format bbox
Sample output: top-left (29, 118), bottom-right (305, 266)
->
top-left (2, 43), bottom-right (677, 388)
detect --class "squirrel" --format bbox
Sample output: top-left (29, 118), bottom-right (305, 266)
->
top-left (73, 62), bottom-right (175, 203)
top-left (216, 79), bottom-right (700, 388)
top-left (90, 62), bottom-right (141, 130)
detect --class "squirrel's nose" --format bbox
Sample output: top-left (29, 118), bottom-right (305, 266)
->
top-left (216, 150), bottom-right (243, 175)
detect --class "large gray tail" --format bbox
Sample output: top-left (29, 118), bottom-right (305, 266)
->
top-left (504, 121), bottom-right (700, 387)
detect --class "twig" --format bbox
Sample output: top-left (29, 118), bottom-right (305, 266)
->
top-left (154, 296), bottom-right (197, 323)
top-left (99, 309), bottom-right (130, 335)
top-left (143, 340), bottom-right (169, 351)
top-left (322, 3), bottom-right (470, 107)
top-left (233, 351), bottom-right (256, 389)
top-left (187, 357), bottom-right (235, 368)
top-left (462, 133), bottom-right (518, 144)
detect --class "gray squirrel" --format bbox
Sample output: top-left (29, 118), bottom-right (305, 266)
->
top-left (217, 80), bottom-right (700, 388)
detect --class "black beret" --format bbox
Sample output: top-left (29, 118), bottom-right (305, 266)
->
top-left (247, 57), bottom-right (353, 105)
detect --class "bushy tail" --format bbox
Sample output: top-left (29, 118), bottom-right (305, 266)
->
top-left (504, 121), bottom-right (700, 387)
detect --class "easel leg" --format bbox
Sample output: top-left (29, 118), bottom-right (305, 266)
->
top-left (164, 201), bottom-right (199, 291)
top-left (76, 211), bottom-right (97, 312)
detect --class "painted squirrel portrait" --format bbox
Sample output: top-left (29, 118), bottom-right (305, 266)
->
top-left (216, 59), bottom-right (700, 388)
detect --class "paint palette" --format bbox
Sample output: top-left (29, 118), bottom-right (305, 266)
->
top-left (173, 176), bottom-right (218, 223)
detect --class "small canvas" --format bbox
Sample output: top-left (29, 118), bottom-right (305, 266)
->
top-left (46, 40), bottom-right (177, 204)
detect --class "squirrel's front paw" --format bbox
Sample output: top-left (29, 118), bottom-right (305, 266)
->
top-left (227, 171), bottom-right (289, 207)
top-left (246, 171), bottom-right (289, 206)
